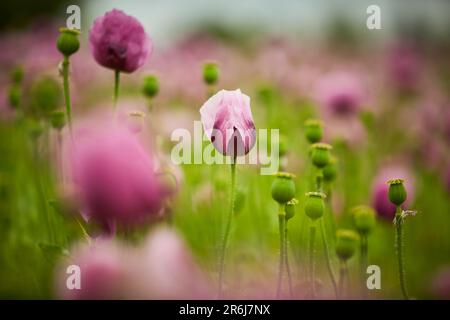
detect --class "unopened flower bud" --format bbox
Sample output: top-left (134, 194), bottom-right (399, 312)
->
top-left (57, 28), bottom-right (80, 57)
top-left (304, 192), bottom-right (326, 221)
top-left (352, 205), bottom-right (376, 235)
top-left (323, 156), bottom-right (338, 182)
top-left (335, 229), bottom-right (358, 261)
top-left (285, 198), bottom-right (298, 220)
top-left (203, 62), bottom-right (219, 85)
top-left (142, 75), bottom-right (159, 98)
top-left (387, 179), bottom-right (407, 206)
top-left (271, 172), bottom-right (296, 204)
top-left (50, 110), bottom-right (66, 131)
top-left (305, 119), bottom-right (323, 144)
top-left (310, 143), bottom-right (332, 168)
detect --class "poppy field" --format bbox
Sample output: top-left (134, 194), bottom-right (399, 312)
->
top-left (0, 1), bottom-right (449, 300)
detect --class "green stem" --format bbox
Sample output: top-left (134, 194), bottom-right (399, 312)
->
top-left (218, 161), bottom-right (236, 298)
top-left (114, 70), bottom-right (120, 108)
top-left (395, 206), bottom-right (410, 300)
top-left (360, 234), bottom-right (368, 298)
top-left (276, 204), bottom-right (286, 298)
top-left (338, 259), bottom-right (348, 299)
top-left (320, 218), bottom-right (339, 298)
top-left (309, 223), bottom-right (316, 298)
top-left (284, 216), bottom-right (294, 298)
top-left (62, 56), bottom-right (72, 133)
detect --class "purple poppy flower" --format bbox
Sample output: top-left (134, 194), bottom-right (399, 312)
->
top-left (200, 89), bottom-right (256, 157)
top-left (89, 9), bottom-right (151, 73)
top-left (315, 71), bottom-right (365, 116)
top-left (69, 122), bottom-right (163, 229)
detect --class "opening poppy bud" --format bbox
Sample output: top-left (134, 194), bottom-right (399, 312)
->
top-left (335, 229), bottom-right (358, 261)
top-left (8, 86), bottom-right (21, 109)
top-left (323, 156), bottom-right (338, 182)
top-left (50, 110), bottom-right (66, 131)
top-left (304, 191), bottom-right (326, 221)
top-left (142, 75), bottom-right (159, 98)
top-left (203, 62), bottom-right (219, 85)
top-left (387, 179), bottom-right (407, 206)
top-left (271, 172), bottom-right (296, 204)
top-left (304, 119), bottom-right (323, 143)
top-left (57, 28), bottom-right (80, 57)
top-left (310, 143), bottom-right (332, 168)
top-left (285, 198), bottom-right (298, 220)
top-left (352, 205), bottom-right (376, 235)
top-left (10, 66), bottom-right (24, 85)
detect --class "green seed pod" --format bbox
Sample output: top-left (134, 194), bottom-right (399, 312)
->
top-left (352, 205), bottom-right (376, 235)
top-left (335, 229), bottom-right (359, 261)
top-left (271, 172), bottom-right (296, 204)
top-left (57, 28), bottom-right (80, 57)
top-left (8, 85), bottom-right (21, 109)
top-left (234, 187), bottom-right (246, 214)
top-left (50, 110), bottom-right (66, 131)
top-left (310, 143), bottom-right (332, 168)
top-left (30, 77), bottom-right (62, 117)
top-left (285, 198), bottom-right (298, 220)
top-left (10, 66), bottom-right (24, 85)
top-left (203, 62), bottom-right (219, 85)
top-left (142, 75), bottom-right (159, 98)
top-left (387, 179), bottom-right (407, 206)
top-left (304, 119), bottom-right (323, 144)
top-left (304, 192), bottom-right (326, 221)
top-left (323, 156), bottom-right (338, 182)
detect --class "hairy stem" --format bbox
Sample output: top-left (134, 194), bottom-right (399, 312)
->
top-left (276, 205), bottom-right (286, 298)
top-left (395, 206), bottom-right (410, 300)
top-left (218, 161), bottom-right (236, 298)
top-left (309, 223), bottom-right (316, 298)
top-left (320, 218), bottom-right (339, 298)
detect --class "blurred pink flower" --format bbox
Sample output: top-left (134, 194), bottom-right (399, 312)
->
top-left (371, 165), bottom-right (415, 220)
top-left (89, 9), bottom-right (151, 73)
top-left (431, 267), bottom-right (450, 299)
top-left (69, 121), bottom-right (163, 230)
top-left (315, 71), bottom-right (366, 116)
top-left (56, 239), bottom-right (126, 300)
top-left (200, 89), bottom-right (256, 157)
top-left (386, 43), bottom-right (421, 91)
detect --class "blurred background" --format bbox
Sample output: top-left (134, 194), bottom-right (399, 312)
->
top-left (0, 0), bottom-right (450, 299)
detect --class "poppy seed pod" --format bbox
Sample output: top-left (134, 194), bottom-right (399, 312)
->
top-left (271, 172), bottom-right (296, 204)
top-left (57, 28), bottom-right (80, 57)
top-left (203, 62), bottom-right (219, 85)
top-left (50, 110), bottom-right (67, 131)
top-left (323, 156), bottom-right (338, 182)
top-left (304, 192), bottom-right (326, 221)
top-left (387, 179), bottom-right (407, 206)
top-left (304, 119), bottom-right (323, 144)
top-left (335, 229), bottom-right (358, 261)
top-left (352, 205), bottom-right (376, 235)
top-left (285, 198), bottom-right (298, 220)
top-left (310, 143), bottom-right (332, 169)
top-left (142, 75), bottom-right (159, 98)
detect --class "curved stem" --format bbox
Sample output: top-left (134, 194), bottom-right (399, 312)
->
top-left (320, 218), bottom-right (339, 298)
top-left (276, 205), bottom-right (286, 298)
top-left (62, 56), bottom-right (72, 134)
top-left (218, 161), bottom-right (236, 298)
top-left (284, 216), bottom-right (293, 298)
top-left (360, 234), bottom-right (368, 298)
top-left (395, 206), bottom-right (410, 300)
top-left (309, 223), bottom-right (316, 298)
top-left (114, 70), bottom-right (120, 108)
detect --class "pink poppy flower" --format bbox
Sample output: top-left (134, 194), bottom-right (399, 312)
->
top-left (89, 9), bottom-right (151, 73)
top-left (200, 89), bottom-right (256, 157)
